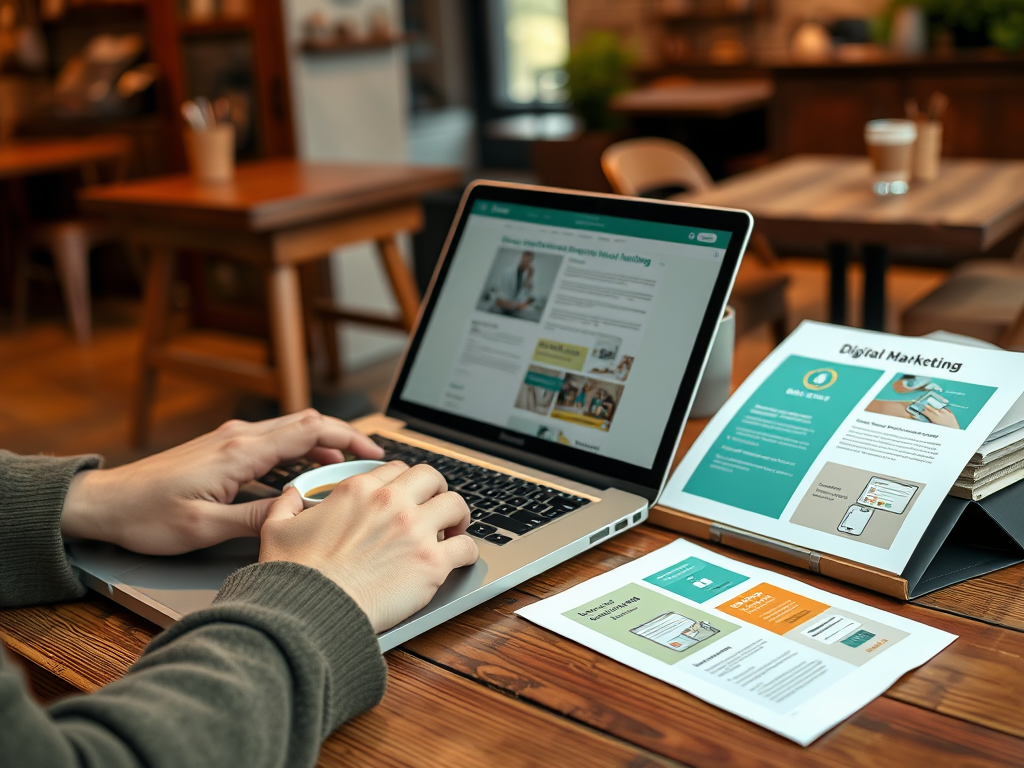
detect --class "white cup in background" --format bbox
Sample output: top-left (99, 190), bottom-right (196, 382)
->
top-left (691, 305), bottom-right (735, 419)
top-left (285, 460), bottom-right (386, 508)
top-left (864, 119), bottom-right (917, 196)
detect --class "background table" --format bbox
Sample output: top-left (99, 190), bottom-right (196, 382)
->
top-left (611, 79), bottom-right (774, 120)
top-left (681, 155), bottom-right (1024, 330)
top-left (79, 160), bottom-right (461, 446)
top-left (3, 416), bottom-right (1023, 766)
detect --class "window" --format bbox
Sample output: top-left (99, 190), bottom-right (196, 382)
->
top-left (490, 0), bottom-right (569, 106)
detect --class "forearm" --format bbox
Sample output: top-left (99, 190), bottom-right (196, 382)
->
top-left (0, 451), bottom-right (101, 607)
top-left (1, 562), bottom-right (387, 768)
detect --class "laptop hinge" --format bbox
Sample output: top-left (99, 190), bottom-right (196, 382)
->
top-left (708, 523), bottom-right (822, 573)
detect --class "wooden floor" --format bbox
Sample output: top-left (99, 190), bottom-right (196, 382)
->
top-left (0, 258), bottom-right (947, 465)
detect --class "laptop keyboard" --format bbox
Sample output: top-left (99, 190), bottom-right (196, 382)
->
top-left (372, 435), bottom-right (590, 545)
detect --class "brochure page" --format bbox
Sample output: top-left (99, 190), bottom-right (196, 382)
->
top-left (659, 321), bottom-right (1024, 573)
top-left (516, 539), bottom-right (956, 746)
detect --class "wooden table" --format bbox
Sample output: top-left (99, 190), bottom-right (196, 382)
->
top-left (680, 154), bottom-right (1024, 330)
top-left (0, 135), bottom-right (132, 180)
top-left (78, 160), bottom-right (462, 445)
top-left (612, 79), bottom-right (774, 119)
top-left (3, 416), bottom-right (1023, 766)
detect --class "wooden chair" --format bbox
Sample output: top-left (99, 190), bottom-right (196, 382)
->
top-left (902, 237), bottom-right (1024, 347)
top-left (601, 137), bottom-right (789, 342)
top-left (12, 139), bottom-right (132, 345)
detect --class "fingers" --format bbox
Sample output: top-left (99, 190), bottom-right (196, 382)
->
top-left (305, 446), bottom-right (345, 465)
top-left (363, 460), bottom-right (411, 487)
top-left (421, 491), bottom-right (471, 535)
top-left (219, 411), bottom-right (384, 480)
top-left (439, 533), bottom-right (480, 571)
top-left (381, 463), bottom-right (447, 506)
top-left (264, 487), bottom-right (304, 526)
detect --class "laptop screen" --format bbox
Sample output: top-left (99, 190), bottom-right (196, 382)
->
top-left (390, 184), bottom-right (749, 493)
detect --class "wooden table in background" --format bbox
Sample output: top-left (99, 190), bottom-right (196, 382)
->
top-left (79, 160), bottom-right (462, 446)
top-left (0, 135), bottom-right (132, 181)
top-left (612, 79), bottom-right (774, 119)
top-left (2, 415), bottom-right (1023, 766)
top-left (681, 154), bottom-right (1024, 330)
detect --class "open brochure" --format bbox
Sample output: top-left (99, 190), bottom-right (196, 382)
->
top-left (516, 539), bottom-right (955, 746)
top-left (658, 321), bottom-right (1024, 597)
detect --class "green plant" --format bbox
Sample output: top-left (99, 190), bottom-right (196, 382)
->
top-left (877, 0), bottom-right (1024, 51)
top-left (564, 31), bottom-right (634, 132)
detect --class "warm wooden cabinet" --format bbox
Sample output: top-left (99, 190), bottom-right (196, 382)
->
top-left (768, 53), bottom-right (1024, 159)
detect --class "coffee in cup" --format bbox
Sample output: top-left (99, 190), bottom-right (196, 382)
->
top-left (285, 460), bottom-right (387, 508)
top-left (864, 119), bottom-right (917, 196)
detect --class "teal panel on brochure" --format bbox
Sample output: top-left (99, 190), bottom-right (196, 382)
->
top-left (683, 355), bottom-right (885, 518)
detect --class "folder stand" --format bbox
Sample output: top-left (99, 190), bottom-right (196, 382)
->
top-left (651, 480), bottom-right (1024, 600)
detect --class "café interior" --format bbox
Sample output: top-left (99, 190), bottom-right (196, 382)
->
top-left (2, 0), bottom-right (1024, 765)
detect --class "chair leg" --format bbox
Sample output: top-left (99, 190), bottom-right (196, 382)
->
top-left (771, 315), bottom-right (788, 345)
top-left (376, 235), bottom-right (421, 331)
top-left (267, 264), bottom-right (311, 415)
top-left (132, 246), bottom-right (174, 448)
top-left (12, 239), bottom-right (30, 334)
top-left (49, 225), bottom-right (93, 345)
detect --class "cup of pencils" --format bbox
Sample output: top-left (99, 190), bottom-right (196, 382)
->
top-left (181, 96), bottom-right (235, 184)
top-left (906, 92), bottom-right (947, 182)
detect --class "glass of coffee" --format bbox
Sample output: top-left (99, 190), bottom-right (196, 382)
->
top-left (864, 119), bottom-right (917, 196)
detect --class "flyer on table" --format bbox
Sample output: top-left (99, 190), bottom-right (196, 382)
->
top-left (516, 540), bottom-right (955, 746)
top-left (660, 321), bottom-right (1024, 574)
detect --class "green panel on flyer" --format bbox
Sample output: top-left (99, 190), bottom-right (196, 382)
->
top-left (684, 355), bottom-right (885, 518)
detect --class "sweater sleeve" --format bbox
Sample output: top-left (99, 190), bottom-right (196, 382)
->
top-left (0, 450), bottom-right (102, 607)
top-left (0, 561), bottom-right (388, 768)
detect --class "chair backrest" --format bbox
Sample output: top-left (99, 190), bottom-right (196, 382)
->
top-left (601, 137), bottom-right (714, 198)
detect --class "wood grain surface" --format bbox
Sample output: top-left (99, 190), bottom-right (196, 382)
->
top-left (0, 135), bottom-right (132, 180)
top-left (681, 155), bottom-right (1024, 251)
top-left (78, 160), bottom-right (463, 231)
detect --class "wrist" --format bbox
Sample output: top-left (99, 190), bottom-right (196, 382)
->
top-left (61, 468), bottom-right (117, 543)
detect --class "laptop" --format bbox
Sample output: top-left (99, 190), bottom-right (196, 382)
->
top-left (68, 181), bottom-right (752, 651)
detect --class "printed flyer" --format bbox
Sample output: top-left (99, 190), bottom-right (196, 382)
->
top-left (660, 321), bottom-right (1024, 573)
top-left (516, 539), bottom-right (955, 745)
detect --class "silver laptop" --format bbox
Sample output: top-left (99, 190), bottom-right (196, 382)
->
top-left (69, 181), bottom-right (752, 651)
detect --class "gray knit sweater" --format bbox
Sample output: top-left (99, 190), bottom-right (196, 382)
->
top-left (0, 450), bottom-right (387, 767)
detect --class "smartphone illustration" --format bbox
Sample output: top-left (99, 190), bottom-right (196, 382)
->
top-left (838, 505), bottom-right (874, 536)
top-left (906, 393), bottom-right (949, 422)
top-left (858, 476), bottom-right (917, 515)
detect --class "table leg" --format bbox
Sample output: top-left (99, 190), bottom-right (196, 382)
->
top-left (267, 264), bottom-right (311, 414)
top-left (862, 243), bottom-right (888, 332)
top-left (377, 235), bottom-right (422, 331)
top-left (827, 242), bottom-right (849, 326)
top-left (131, 245), bottom-right (174, 447)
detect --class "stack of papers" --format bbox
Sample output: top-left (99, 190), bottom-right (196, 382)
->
top-left (953, 427), bottom-right (1024, 500)
top-left (927, 332), bottom-right (1024, 500)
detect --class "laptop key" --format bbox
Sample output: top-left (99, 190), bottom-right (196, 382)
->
top-left (523, 501), bottom-right (550, 514)
top-left (495, 503), bottom-right (519, 516)
top-left (467, 523), bottom-right (497, 538)
top-left (511, 510), bottom-right (546, 527)
top-left (471, 510), bottom-right (489, 520)
top-left (473, 498), bottom-right (500, 510)
top-left (507, 496), bottom-right (530, 507)
top-left (481, 514), bottom-right (532, 536)
top-left (484, 533), bottom-right (512, 546)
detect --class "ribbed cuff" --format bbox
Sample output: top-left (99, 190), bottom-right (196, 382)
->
top-left (0, 451), bottom-right (102, 608)
top-left (214, 561), bottom-right (387, 731)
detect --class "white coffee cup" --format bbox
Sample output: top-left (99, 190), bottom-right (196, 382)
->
top-left (285, 460), bottom-right (387, 508)
top-left (691, 305), bottom-right (735, 419)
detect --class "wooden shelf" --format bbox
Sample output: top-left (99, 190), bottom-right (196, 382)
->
top-left (299, 34), bottom-right (405, 55)
top-left (178, 18), bottom-right (251, 36)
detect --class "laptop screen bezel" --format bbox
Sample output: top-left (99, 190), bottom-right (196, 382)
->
top-left (385, 182), bottom-right (751, 497)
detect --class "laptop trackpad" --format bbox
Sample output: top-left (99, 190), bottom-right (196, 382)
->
top-left (117, 538), bottom-right (260, 616)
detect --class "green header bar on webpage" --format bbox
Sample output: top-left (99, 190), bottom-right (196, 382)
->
top-left (471, 199), bottom-right (732, 248)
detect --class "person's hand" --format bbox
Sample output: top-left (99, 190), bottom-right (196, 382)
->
top-left (259, 461), bottom-right (479, 633)
top-left (60, 410), bottom-right (384, 555)
top-left (923, 405), bottom-right (960, 429)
